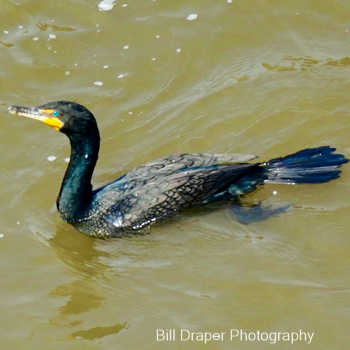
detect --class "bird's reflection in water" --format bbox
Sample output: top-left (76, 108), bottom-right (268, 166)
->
top-left (46, 222), bottom-right (129, 340)
top-left (69, 322), bottom-right (128, 341)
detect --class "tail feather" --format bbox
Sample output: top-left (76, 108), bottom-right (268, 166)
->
top-left (264, 146), bottom-right (348, 184)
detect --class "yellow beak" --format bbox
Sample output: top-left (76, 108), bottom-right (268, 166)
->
top-left (8, 106), bottom-right (64, 131)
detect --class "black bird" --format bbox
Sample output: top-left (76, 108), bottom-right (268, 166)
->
top-left (8, 101), bottom-right (348, 237)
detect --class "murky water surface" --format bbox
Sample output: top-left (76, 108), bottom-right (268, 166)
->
top-left (1, 0), bottom-right (350, 349)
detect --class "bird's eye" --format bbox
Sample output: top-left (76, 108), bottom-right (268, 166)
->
top-left (52, 110), bottom-right (59, 117)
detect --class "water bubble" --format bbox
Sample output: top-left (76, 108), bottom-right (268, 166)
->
top-left (186, 14), bottom-right (198, 21)
top-left (98, 0), bottom-right (116, 11)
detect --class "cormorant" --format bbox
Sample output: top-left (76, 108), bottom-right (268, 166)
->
top-left (8, 101), bottom-right (348, 237)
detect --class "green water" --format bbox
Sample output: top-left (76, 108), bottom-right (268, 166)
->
top-left (0, 0), bottom-right (350, 349)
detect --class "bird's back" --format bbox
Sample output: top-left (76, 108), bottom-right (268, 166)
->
top-left (78, 153), bottom-right (258, 236)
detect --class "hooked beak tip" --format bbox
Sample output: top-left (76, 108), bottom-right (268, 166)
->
top-left (7, 106), bottom-right (18, 115)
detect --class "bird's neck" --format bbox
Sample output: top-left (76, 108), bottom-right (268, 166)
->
top-left (57, 131), bottom-right (100, 223)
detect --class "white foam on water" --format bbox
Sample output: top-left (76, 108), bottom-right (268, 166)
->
top-left (98, 0), bottom-right (116, 11)
top-left (186, 14), bottom-right (198, 21)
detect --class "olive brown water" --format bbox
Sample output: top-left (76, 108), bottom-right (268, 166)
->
top-left (1, 0), bottom-right (350, 349)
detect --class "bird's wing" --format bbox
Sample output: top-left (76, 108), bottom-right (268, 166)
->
top-left (123, 153), bottom-right (257, 179)
top-left (93, 162), bottom-right (258, 231)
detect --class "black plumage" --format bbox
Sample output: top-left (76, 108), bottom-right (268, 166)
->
top-left (8, 101), bottom-right (349, 237)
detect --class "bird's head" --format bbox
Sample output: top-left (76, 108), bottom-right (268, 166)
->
top-left (8, 101), bottom-right (98, 136)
